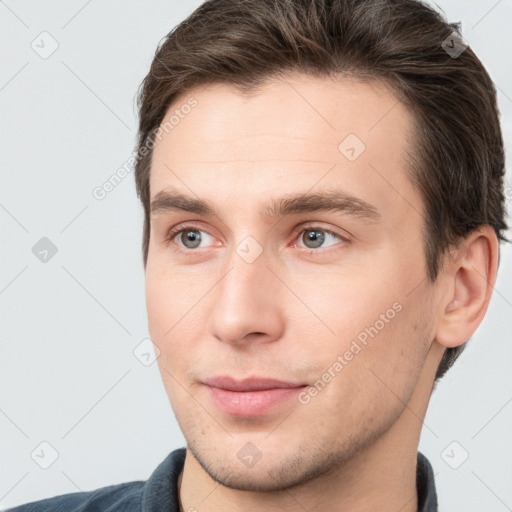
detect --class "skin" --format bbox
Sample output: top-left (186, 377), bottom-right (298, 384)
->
top-left (145, 73), bottom-right (499, 512)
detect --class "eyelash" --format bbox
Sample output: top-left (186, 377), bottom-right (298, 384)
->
top-left (164, 222), bottom-right (350, 254)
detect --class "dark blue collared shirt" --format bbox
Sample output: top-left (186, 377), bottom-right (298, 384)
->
top-left (5, 449), bottom-right (438, 511)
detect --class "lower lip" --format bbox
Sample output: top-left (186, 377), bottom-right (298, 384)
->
top-left (205, 385), bottom-right (306, 417)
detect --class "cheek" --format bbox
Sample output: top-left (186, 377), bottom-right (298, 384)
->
top-left (145, 263), bottom-right (204, 339)
top-left (303, 273), bottom-right (432, 400)
top-left (353, 296), bottom-right (432, 402)
top-left (311, 301), bottom-right (431, 439)
top-left (290, 268), bottom-right (402, 354)
top-left (145, 266), bottom-right (207, 373)
top-left (308, 247), bottom-right (428, 349)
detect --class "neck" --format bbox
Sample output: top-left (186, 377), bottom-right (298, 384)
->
top-left (178, 342), bottom-right (443, 512)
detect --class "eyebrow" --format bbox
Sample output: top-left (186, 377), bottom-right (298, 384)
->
top-left (150, 188), bottom-right (381, 221)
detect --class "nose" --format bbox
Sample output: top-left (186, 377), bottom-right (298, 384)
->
top-left (206, 241), bottom-right (285, 348)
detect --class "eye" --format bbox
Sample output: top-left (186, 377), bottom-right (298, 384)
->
top-left (295, 227), bottom-right (345, 250)
top-left (166, 225), bottom-right (216, 249)
top-left (165, 223), bottom-right (348, 252)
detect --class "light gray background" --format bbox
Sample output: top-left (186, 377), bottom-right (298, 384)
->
top-left (1, 1), bottom-right (511, 510)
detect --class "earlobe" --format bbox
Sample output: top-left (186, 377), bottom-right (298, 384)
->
top-left (435, 226), bottom-right (499, 349)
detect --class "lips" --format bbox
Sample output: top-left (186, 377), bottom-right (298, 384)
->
top-left (204, 376), bottom-right (305, 391)
top-left (203, 376), bottom-right (307, 416)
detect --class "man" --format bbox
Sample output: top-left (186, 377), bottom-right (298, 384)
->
top-left (7, 0), bottom-right (508, 511)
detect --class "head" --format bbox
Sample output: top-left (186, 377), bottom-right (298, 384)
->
top-left (134, 0), bottom-right (508, 492)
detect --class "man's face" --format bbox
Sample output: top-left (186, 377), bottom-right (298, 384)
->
top-left (146, 74), bottom-right (440, 491)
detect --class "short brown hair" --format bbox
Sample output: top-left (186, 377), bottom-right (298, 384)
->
top-left (134, 0), bottom-right (509, 380)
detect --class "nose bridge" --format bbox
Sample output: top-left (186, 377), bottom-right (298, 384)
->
top-left (220, 234), bottom-right (273, 308)
top-left (207, 234), bottom-right (284, 345)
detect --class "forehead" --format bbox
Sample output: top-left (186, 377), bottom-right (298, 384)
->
top-left (149, 73), bottom-right (419, 219)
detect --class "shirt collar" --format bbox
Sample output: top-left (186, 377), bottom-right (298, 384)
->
top-left (417, 451), bottom-right (439, 511)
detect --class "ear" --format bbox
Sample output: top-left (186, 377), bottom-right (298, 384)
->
top-left (435, 226), bottom-right (499, 348)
